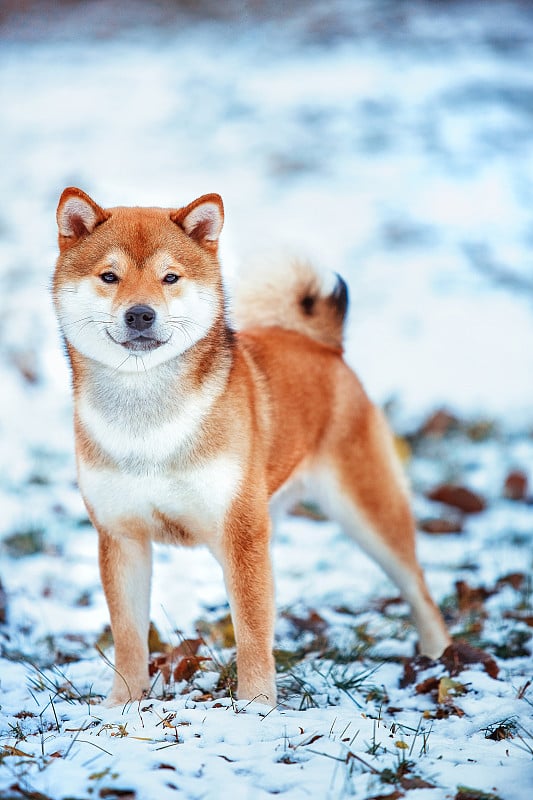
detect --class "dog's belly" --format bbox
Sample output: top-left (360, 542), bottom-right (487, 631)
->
top-left (77, 456), bottom-right (241, 548)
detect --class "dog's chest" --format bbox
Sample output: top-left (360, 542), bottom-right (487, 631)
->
top-left (77, 384), bottom-right (215, 465)
top-left (78, 456), bottom-right (241, 545)
top-left (75, 387), bottom-right (240, 545)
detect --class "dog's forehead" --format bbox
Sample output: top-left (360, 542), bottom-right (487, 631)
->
top-left (100, 247), bottom-right (177, 273)
top-left (104, 206), bottom-right (188, 263)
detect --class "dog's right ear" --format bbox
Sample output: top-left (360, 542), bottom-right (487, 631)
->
top-left (56, 187), bottom-right (109, 247)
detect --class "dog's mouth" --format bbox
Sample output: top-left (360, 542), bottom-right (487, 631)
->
top-left (106, 330), bottom-right (169, 352)
top-left (122, 337), bottom-right (164, 352)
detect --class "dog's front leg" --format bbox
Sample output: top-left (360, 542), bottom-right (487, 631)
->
top-left (98, 527), bottom-right (152, 707)
top-left (217, 504), bottom-right (276, 706)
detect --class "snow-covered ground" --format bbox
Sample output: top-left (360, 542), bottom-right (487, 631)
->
top-left (0, 2), bottom-right (532, 798)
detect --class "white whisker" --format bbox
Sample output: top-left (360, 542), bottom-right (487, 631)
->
top-left (113, 353), bottom-right (133, 373)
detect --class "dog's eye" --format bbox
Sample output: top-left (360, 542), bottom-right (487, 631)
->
top-left (100, 272), bottom-right (119, 284)
top-left (163, 273), bottom-right (180, 285)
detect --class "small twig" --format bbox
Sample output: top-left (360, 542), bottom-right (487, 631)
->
top-left (307, 746), bottom-right (380, 774)
top-left (408, 715), bottom-right (423, 758)
top-left (95, 644), bottom-right (132, 705)
top-left (63, 726), bottom-right (84, 760)
top-left (49, 696), bottom-right (61, 733)
top-left (76, 738), bottom-right (114, 756)
top-left (260, 701), bottom-right (284, 720)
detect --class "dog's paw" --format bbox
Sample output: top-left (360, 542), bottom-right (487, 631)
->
top-left (101, 684), bottom-right (150, 708)
top-left (237, 680), bottom-right (277, 708)
top-left (101, 694), bottom-right (127, 709)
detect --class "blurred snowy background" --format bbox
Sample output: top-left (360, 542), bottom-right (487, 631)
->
top-left (1, 4), bottom-right (533, 798)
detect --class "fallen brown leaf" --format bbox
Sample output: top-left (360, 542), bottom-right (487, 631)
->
top-left (419, 517), bottom-right (463, 534)
top-left (399, 655), bottom-right (435, 688)
top-left (149, 639), bottom-right (206, 683)
top-left (427, 484), bottom-right (486, 514)
top-left (440, 641), bottom-right (499, 679)
top-left (289, 501), bottom-right (328, 521)
top-left (496, 572), bottom-right (525, 590)
top-left (400, 776), bottom-right (435, 790)
top-left (9, 786), bottom-right (50, 800)
top-left (174, 655), bottom-right (210, 682)
top-left (3, 745), bottom-right (34, 758)
top-left (435, 704), bottom-right (465, 718)
top-left (282, 609), bottom-right (328, 636)
top-left (455, 580), bottom-right (494, 613)
top-left (503, 470), bottom-right (528, 501)
top-left (455, 787), bottom-right (502, 800)
top-left (419, 409), bottom-right (459, 437)
top-left (415, 676), bottom-right (440, 695)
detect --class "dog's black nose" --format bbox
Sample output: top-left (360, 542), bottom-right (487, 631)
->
top-left (124, 305), bottom-right (156, 331)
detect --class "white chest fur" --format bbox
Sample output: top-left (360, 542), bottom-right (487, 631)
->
top-left (77, 371), bottom-right (221, 466)
top-left (75, 363), bottom-right (239, 546)
top-left (78, 455), bottom-right (242, 547)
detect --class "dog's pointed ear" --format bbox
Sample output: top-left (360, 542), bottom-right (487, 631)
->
top-left (56, 187), bottom-right (109, 247)
top-left (171, 194), bottom-right (224, 254)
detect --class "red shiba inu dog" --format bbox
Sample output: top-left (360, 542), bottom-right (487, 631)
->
top-left (53, 187), bottom-right (450, 707)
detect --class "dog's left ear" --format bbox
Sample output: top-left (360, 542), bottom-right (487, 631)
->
top-left (171, 194), bottom-right (224, 254)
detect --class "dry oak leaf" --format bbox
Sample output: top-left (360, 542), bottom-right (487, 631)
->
top-left (289, 501), bottom-right (328, 521)
top-left (455, 787), bottom-right (502, 800)
top-left (400, 776), bottom-right (435, 790)
top-left (455, 580), bottom-right (494, 613)
top-left (419, 409), bottom-right (459, 438)
top-left (149, 638), bottom-right (204, 682)
top-left (415, 676), bottom-right (440, 695)
top-left (440, 641), bottom-right (499, 679)
top-left (503, 470), bottom-right (528, 501)
top-left (495, 572), bottom-right (525, 591)
top-left (399, 655), bottom-right (435, 688)
top-left (174, 655), bottom-right (211, 682)
top-left (367, 792), bottom-right (404, 800)
top-left (419, 517), bottom-right (463, 534)
top-left (282, 609), bottom-right (328, 636)
top-left (427, 484), bottom-right (486, 514)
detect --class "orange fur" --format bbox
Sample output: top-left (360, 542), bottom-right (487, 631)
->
top-left (53, 188), bottom-right (450, 707)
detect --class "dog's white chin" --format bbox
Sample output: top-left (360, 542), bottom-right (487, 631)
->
top-left (105, 340), bottom-right (181, 372)
top-left (66, 329), bottom-right (193, 372)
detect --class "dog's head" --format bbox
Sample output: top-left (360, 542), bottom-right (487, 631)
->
top-left (53, 187), bottom-right (225, 372)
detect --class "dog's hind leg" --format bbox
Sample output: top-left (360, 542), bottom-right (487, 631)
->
top-left (317, 400), bottom-right (450, 659)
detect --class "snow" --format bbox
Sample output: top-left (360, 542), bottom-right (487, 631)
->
top-left (1, 2), bottom-right (532, 799)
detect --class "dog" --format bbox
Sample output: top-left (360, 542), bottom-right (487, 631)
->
top-left (53, 187), bottom-right (450, 707)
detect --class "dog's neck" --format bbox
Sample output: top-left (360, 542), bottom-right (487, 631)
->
top-left (68, 318), bottom-right (234, 468)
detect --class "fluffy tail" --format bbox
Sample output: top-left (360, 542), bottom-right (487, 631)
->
top-left (231, 255), bottom-right (349, 350)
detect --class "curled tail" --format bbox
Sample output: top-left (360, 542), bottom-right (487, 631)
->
top-left (231, 255), bottom-right (349, 350)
